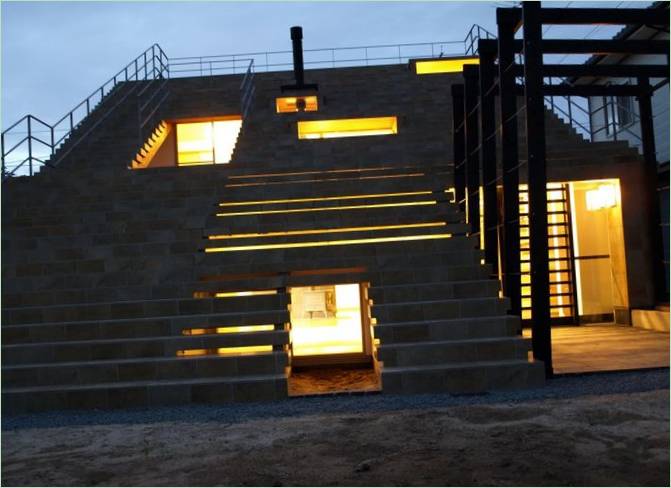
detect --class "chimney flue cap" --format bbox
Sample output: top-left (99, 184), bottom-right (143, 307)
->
top-left (290, 26), bottom-right (303, 40)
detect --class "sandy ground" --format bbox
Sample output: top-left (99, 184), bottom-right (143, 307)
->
top-left (2, 389), bottom-right (669, 487)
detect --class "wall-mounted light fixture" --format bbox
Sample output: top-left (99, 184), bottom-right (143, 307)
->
top-left (585, 184), bottom-right (617, 211)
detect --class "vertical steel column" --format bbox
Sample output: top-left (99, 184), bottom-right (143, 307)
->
top-left (479, 40), bottom-right (499, 273)
top-left (452, 84), bottom-right (466, 212)
top-left (523, 2), bottom-right (552, 377)
top-left (637, 77), bottom-right (666, 303)
top-left (463, 65), bottom-right (480, 237)
top-left (497, 8), bottom-right (522, 319)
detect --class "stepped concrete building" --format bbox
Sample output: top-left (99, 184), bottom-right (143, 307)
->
top-left (2, 21), bottom-right (663, 412)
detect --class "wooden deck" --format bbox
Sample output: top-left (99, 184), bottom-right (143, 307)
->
top-left (524, 324), bottom-right (670, 374)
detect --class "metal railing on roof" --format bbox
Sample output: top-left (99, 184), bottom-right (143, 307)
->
top-left (168, 24), bottom-right (495, 77)
top-left (2, 44), bottom-right (169, 180)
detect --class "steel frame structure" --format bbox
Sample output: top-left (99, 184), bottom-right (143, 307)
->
top-left (451, 1), bottom-right (670, 377)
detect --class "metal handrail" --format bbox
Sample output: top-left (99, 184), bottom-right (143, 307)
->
top-left (240, 59), bottom-right (255, 119)
top-left (167, 24), bottom-right (493, 77)
top-left (2, 44), bottom-right (169, 179)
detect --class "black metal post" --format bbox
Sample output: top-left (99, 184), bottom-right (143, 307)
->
top-left (479, 40), bottom-right (499, 273)
top-left (463, 65), bottom-right (480, 238)
top-left (452, 84), bottom-right (466, 213)
top-left (27, 116), bottom-right (33, 176)
top-left (637, 77), bottom-right (666, 303)
top-left (291, 26), bottom-right (305, 87)
top-left (523, 1), bottom-right (552, 377)
top-left (497, 8), bottom-right (522, 319)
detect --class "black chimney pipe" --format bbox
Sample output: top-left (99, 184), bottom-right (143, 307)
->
top-left (281, 25), bottom-right (318, 92)
top-left (290, 26), bottom-right (305, 87)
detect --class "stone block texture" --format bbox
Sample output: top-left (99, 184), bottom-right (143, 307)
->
top-left (2, 63), bottom-right (652, 412)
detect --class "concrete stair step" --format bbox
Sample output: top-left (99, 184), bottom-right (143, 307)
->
top-left (203, 223), bottom-right (469, 249)
top-left (2, 329), bottom-right (289, 365)
top-left (2, 309), bottom-right (289, 345)
top-left (380, 359), bottom-right (545, 394)
top-left (373, 315), bottom-right (520, 343)
top-left (368, 279), bottom-right (500, 302)
top-left (377, 337), bottom-right (531, 367)
top-left (372, 297), bottom-right (511, 323)
top-left (2, 294), bottom-right (289, 326)
top-left (3, 351), bottom-right (288, 388)
top-left (206, 201), bottom-right (461, 234)
top-left (2, 373), bottom-right (288, 414)
top-left (198, 242), bottom-right (482, 271)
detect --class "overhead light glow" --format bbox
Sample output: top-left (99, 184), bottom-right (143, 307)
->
top-left (585, 184), bottom-right (618, 211)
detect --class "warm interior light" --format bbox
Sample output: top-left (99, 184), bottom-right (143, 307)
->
top-left (204, 233), bottom-right (453, 253)
top-left (176, 118), bottom-right (242, 165)
top-left (276, 96), bottom-right (319, 113)
top-left (415, 57), bottom-right (480, 75)
top-left (585, 184), bottom-right (617, 211)
top-left (218, 191), bottom-right (432, 207)
top-left (207, 222), bottom-right (446, 240)
top-left (176, 346), bottom-right (274, 357)
top-left (290, 284), bottom-right (364, 356)
top-left (297, 116), bottom-right (398, 140)
top-left (216, 200), bottom-right (436, 217)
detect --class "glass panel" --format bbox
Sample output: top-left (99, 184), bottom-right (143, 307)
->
top-left (290, 284), bottom-right (364, 356)
top-left (177, 122), bottom-right (214, 165)
top-left (213, 119), bottom-right (242, 164)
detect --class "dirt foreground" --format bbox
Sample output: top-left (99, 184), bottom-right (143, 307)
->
top-left (2, 389), bottom-right (669, 487)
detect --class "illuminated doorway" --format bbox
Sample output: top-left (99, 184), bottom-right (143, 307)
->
top-left (176, 118), bottom-right (242, 166)
top-left (287, 283), bottom-right (379, 395)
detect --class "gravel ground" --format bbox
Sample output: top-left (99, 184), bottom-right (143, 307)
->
top-left (2, 369), bottom-right (669, 487)
top-left (3, 368), bottom-right (668, 431)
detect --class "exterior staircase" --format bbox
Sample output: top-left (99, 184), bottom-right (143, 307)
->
top-left (2, 64), bottom-right (647, 413)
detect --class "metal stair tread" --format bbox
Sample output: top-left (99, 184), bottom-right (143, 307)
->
top-left (377, 336), bottom-right (529, 349)
top-left (375, 315), bottom-right (516, 327)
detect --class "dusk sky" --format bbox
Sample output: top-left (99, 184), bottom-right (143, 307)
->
top-left (1, 1), bottom-right (642, 129)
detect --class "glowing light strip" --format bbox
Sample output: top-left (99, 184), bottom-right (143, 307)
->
top-left (207, 222), bottom-right (446, 240)
top-left (297, 116), bottom-right (398, 140)
top-left (415, 57), bottom-right (480, 74)
top-left (225, 173), bottom-right (424, 188)
top-left (204, 233), bottom-right (453, 253)
top-left (228, 166), bottom-right (397, 179)
top-left (218, 191), bottom-right (432, 207)
top-left (213, 290), bottom-right (278, 297)
top-left (216, 200), bottom-right (437, 217)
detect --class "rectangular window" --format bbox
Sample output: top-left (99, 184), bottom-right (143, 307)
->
top-left (297, 116), bottom-right (398, 140)
top-left (176, 118), bottom-right (242, 166)
top-left (276, 96), bottom-right (318, 113)
top-left (415, 57), bottom-right (480, 75)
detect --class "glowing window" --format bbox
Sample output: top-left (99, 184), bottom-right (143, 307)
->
top-left (297, 116), bottom-right (398, 140)
top-left (289, 284), bottom-right (364, 356)
top-left (276, 96), bottom-right (318, 113)
top-left (176, 118), bottom-right (242, 165)
top-left (415, 57), bottom-right (480, 75)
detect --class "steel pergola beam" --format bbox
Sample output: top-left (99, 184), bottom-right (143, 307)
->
top-left (539, 7), bottom-right (669, 26)
top-left (463, 65), bottom-right (481, 238)
top-left (523, 1), bottom-right (553, 378)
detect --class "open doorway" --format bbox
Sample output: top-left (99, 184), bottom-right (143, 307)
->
top-left (287, 283), bottom-right (380, 396)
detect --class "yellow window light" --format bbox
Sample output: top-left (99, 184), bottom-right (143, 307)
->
top-left (204, 232), bottom-right (453, 253)
top-left (415, 56), bottom-right (480, 75)
top-left (182, 325), bottom-right (275, 336)
top-left (276, 96), bottom-right (318, 113)
top-left (297, 116), bottom-right (398, 140)
top-left (176, 118), bottom-right (242, 166)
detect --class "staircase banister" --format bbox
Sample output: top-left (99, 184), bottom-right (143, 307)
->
top-left (1, 115), bottom-right (31, 135)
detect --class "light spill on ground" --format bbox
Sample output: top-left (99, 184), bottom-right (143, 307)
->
top-left (2, 389), bottom-right (669, 486)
